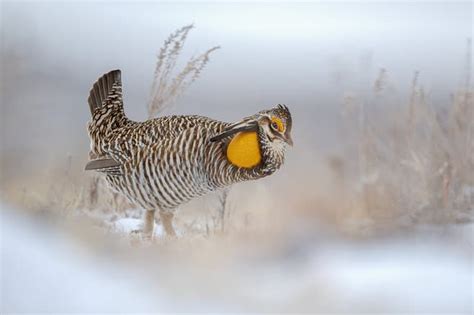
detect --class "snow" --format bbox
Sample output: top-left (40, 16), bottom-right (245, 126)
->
top-left (113, 217), bottom-right (164, 237)
top-left (313, 243), bottom-right (472, 312)
top-left (1, 204), bottom-right (472, 313)
top-left (0, 209), bottom-right (164, 313)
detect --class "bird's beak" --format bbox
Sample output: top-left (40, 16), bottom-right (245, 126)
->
top-left (285, 135), bottom-right (294, 147)
top-left (210, 119), bottom-right (259, 142)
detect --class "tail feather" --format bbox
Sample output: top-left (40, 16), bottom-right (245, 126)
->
top-left (87, 69), bottom-right (131, 162)
top-left (87, 69), bottom-right (122, 115)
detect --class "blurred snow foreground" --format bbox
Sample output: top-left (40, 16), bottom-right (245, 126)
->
top-left (1, 203), bottom-right (472, 313)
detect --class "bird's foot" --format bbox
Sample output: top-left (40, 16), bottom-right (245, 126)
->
top-left (130, 227), bottom-right (155, 243)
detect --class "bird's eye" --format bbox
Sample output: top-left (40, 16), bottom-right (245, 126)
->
top-left (270, 116), bottom-right (284, 132)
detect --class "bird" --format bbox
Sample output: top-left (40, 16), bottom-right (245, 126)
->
top-left (85, 69), bottom-right (293, 237)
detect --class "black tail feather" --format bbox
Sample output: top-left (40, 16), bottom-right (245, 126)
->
top-left (87, 70), bottom-right (121, 115)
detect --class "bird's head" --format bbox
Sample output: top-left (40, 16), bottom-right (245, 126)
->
top-left (211, 104), bottom-right (293, 168)
top-left (256, 104), bottom-right (293, 147)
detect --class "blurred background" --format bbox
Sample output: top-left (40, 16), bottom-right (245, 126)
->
top-left (1, 1), bottom-right (473, 313)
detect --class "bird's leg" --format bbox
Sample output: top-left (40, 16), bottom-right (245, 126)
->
top-left (159, 210), bottom-right (176, 237)
top-left (143, 209), bottom-right (155, 239)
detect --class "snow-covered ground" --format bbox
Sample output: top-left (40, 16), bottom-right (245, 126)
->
top-left (1, 204), bottom-right (472, 313)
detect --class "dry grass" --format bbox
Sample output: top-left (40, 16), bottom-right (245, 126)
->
top-left (336, 42), bottom-right (473, 229)
top-left (147, 24), bottom-right (220, 118)
top-left (2, 35), bottom-right (472, 240)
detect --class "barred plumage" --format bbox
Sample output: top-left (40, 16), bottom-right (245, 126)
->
top-left (85, 70), bottom-right (293, 236)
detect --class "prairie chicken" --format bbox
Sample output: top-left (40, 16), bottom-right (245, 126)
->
top-left (85, 70), bottom-right (293, 236)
